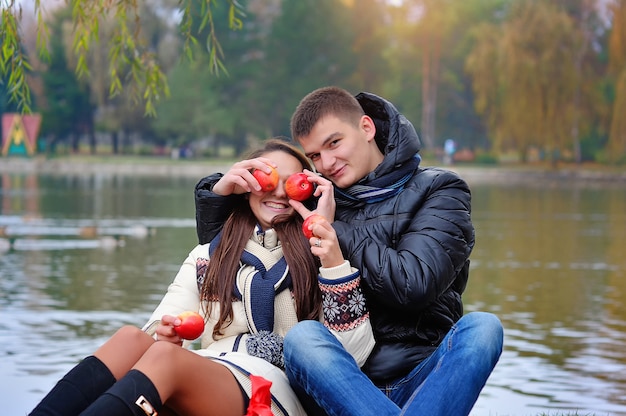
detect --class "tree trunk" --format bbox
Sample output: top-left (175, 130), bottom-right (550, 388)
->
top-left (213, 135), bottom-right (221, 158)
top-left (71, 134), bottom-right (79, 153)
top-left (608, 70), bottom-right (626, 163)
top-left (89, 122), bottom-right (96, 155)
top-left (421, 40), bottom-right (434, 150)
top-left (420, 34), bottom-right (441, 150)
top-left (112, 131), bottom-right (119, 154)
top-left (572, 2), bottom-right (592, 164)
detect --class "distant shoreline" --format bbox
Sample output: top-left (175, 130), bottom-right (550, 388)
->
top-left (0, 156), bottom-right (224, 179)
top-left (0, 156), bottom-right (625, 186)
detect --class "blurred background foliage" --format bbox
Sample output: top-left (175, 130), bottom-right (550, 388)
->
top-left (1, 0), bottom-right (626, 165)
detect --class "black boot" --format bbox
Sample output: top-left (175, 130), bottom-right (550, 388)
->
top-left (79, 369), bottom-right (162, 416)
top-left (29, 356), bottom-right (116, 416)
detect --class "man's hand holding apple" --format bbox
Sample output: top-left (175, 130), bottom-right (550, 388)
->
top-left (288, 170), bottom-right (336, 221)
top-left (288, 171), bottom-right (343, 268)
top-left (302, 214), bottom-right (344, 268)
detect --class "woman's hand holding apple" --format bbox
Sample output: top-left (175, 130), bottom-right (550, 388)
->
top-left (155, 314), bottom-right (185, 345)
top-left (174, 311), bottom-right (205, 340)
top-left (252, 165), bottom-right (279, 192)
top-left (212, 157), bottom-right (278, 196)
top-left (154, 311), bottom-right (204, 344)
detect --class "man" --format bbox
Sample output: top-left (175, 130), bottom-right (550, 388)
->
top-left (195, 87), bottom-right (503, 416)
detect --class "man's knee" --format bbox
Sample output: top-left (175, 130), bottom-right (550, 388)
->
top-left (284, 320), bottom-right (330, 362)
top-left (463, 312), bottom-right (502, 335)
top-left (286, 319), bottom-right (325, 341)
top-left (460, 312), bottom-right (504, 358)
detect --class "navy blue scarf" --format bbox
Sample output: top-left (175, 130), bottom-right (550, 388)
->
top-left (209, 231), bottom-right (292, 333)
top-left (334, 154), bottom-right (421, 208)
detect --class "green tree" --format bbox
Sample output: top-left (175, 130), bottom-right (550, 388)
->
top-left (346, 0), bottom-right (391, 92)
top-left (1, 2), bottom-right (35, 112)
top-left (382, 3), bottom-right (424, 146)
top-left (384, 0), bottom-right (508, 153)
top-left (0, 51), bottom-right (23, 114)
top-left (384, 0), bottom-right (450, 150)
top-left (192, 0), bottom-right (267, 155)
top-left (1, 0), bottom-right (244, 115)
top-left (151, 56), bottom-right (236, 151)
top-left (259, 0), bottom-right (358, 137)
top-left (434, 0), bottom-right (511, 151)
top-left (151, 0), bottom-right (268, 156)
top-left (415, 0), bottom-right (459, 150)
top-left (39, 7), bottom-right (94, 154)
top-left (86, 1), bottom-right (184, 153)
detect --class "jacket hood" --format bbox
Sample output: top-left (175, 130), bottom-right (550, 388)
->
top-left (355, 92), bottom-right (421, 178)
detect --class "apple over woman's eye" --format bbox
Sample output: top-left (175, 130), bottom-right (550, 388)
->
top-left (285, 172), bottom-right (314, 201)
top-left (252, 166), bottom-right (279, 192)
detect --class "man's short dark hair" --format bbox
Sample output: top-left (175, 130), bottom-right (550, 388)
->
top-left (290, 86), bottom-right (364, 141)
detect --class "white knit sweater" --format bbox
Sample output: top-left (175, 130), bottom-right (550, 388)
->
top-left (143, 229), bottom-right (374, 415)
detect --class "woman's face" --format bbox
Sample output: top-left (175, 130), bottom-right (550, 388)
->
top-left (249, 150), bottom-right (303, 230)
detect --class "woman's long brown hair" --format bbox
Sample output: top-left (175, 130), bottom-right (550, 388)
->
top-left (200, 138), bottom-right (322, 338)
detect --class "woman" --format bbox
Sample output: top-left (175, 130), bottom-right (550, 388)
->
top-left (30, 138), bottom-right (374, 416)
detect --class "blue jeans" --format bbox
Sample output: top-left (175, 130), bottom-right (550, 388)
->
top-left (284, 312), bottom-right (503, 416)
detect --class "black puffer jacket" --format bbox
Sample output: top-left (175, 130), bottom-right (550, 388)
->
top-left (194, 92), bottom-right (474, 383)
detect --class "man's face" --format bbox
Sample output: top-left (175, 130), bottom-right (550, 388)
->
top-left (298, 115), bottom-right (380, 189)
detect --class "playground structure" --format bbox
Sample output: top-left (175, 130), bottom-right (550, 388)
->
top-left (1, 113), bottom-right (42, 157)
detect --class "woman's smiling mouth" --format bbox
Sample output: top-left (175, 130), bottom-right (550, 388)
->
top-left (264, 201), bottom-right (289, 210)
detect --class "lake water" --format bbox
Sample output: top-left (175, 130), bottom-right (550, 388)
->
top-left (1, 170), bottom-right (625, 415)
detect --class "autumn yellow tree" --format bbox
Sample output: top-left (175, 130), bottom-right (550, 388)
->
top-left (0, 0), bottom-right (244, 115)
top-left (608, 0), bottom-right (626, 163)
top-left (466, 1), bottom-right (586, 163)
top-left (464, 22), bottom-right (504, 148)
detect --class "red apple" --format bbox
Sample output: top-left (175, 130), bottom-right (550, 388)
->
top-left (285, 172), bottom-right (314, 201)
top-left (252, 166), bottom-right (279, 192)
top-left (175, 311), bottom-right (204, 340)
top-left (302, 214), bottom-right (326, 239)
